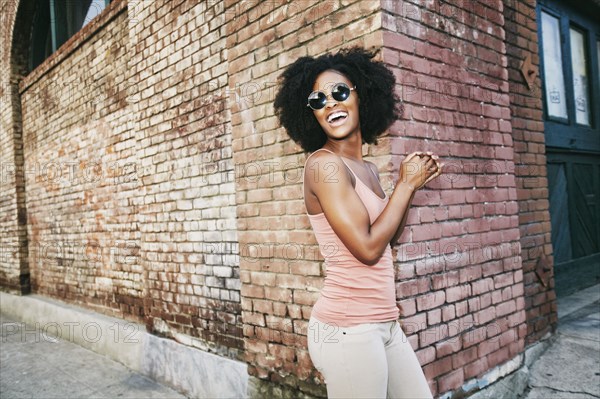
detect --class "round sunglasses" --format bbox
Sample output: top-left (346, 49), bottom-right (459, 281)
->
top-left (306, 83), bottom-right (356, 110)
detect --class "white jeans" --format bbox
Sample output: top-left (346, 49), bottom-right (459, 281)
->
top-left (308, 316), bottom-right (433, 399)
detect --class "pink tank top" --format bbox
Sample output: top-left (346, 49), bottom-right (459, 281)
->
top-left (304, 148), bottom-right (399, 327)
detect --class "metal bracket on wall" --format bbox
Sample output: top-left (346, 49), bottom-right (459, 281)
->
top-left (520, 54), bottom-right (538, 90)
top-left (535, 254), bottom-right (553, 287)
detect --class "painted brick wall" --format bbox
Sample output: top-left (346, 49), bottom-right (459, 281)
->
top-left (502, 0), bottom-right (557, 344)
top-left (381, 0), bottom-right (526, 396)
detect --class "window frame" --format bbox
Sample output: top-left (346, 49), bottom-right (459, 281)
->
top-left (537, 0), bottom-right (600, 153)
top-left (29, 0), bottom-right (111, 71)
top-left (539, 8), bottom-right (570, 125)
top-left (567, 23), bottom-right (592, 128)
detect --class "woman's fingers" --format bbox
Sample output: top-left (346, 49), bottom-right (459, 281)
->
top-left (416, 163), bottom-right (443, 189)
top-left (402, 151), bottom-right (423, 163)
top-left (426, 165), bottom-right (444, 185)
top-left (401, 153), bottom-right (442, 190)
top-left (422, 157), bottom-right (437, 174)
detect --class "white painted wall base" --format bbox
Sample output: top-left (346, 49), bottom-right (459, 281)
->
top-left (0, 292), bottom-right (249, 398)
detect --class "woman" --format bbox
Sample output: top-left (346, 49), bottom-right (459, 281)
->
top-left (274, 47), bottom-right (442, 398)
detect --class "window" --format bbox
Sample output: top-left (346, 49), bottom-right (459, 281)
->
top-left (569, 27), bottom-right (591, 126)
top-left (541, 12), bottom-right (568, 121)
top-left (30, 0), bottom-right (111, 71)
top-left (537, 1), bottom-right (600, 151)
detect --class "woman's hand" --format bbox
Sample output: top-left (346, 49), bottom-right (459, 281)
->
top-left (398, 151), bottom-right (443, 191)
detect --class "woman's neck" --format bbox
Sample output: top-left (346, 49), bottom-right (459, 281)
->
top-left (323, 134), bottom-right (363, 161)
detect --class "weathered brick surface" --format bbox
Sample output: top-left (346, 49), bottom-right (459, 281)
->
top-left (1, 0), bottom-right (558, 396)
top-left (2, 0), bottom-right (242, 360)
top-left (127, 0), bottom-right (241, 358)
top-left (18, 0), bottom-right (141, 319)
top-left (1, 0), bottom-right (29, 294)
top-left (381, 0), bottom-right (527, 396)
top-left (225, 0), bottom-right (384, 392)
top-left (502, 0), bottom-right (557, 345)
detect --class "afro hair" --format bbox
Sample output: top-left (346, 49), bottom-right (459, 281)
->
top-left (274, 47), bottom-right (402, 153)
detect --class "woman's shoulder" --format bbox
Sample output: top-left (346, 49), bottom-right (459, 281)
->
top-left (303, 149), bottom-right (351, 187)
top-left (304, 148), bottom-right (344, 169)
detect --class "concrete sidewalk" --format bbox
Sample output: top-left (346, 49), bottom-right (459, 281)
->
top-left (0, 311), bottom-right (186, 399)
top-left (522, 284), bottom-right (600, 399)
top-left (1, 284), bottom-right (599, 399)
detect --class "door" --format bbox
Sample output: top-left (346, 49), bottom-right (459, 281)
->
top-left (538, 0), bottom-right (600, 297)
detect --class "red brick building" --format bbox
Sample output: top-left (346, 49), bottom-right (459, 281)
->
top-left (1, 0), bottom-right (598, 397)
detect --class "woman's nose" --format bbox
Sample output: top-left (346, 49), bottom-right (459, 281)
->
top-left (324, 93), bottom-right (338, 107)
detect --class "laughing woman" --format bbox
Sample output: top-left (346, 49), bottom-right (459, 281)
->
top-left (274, 47), bottom-right (442, 399)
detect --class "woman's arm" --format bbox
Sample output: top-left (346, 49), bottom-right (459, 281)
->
top-left (388, 153), bottom-right (442, 246)
top-left (306, 151), bottom-right (436, 265)
top-left (366, 161), bottom-right (415, 247)
top-left (390, 189), bottom-right (415, 246)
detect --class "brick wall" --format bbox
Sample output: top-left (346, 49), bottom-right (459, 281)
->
top-left (0, 0), bottom-right (18, 290)
top-left (17, 1), bottom-right (142, 316)
top-left (1, 0), bottom-right (560, 397)
top-left (128, 0), bottom-right (241, 357)
top-left (224, 0), bottom-right (387, 394)
top-left (381, 0), bottom-right (526, 396)
top-left (3, 0), bottom-right (243, 359)
top-left (503, 0), bottom-right (557, 344)
top-left (0, 0), bottom-right (29, 294)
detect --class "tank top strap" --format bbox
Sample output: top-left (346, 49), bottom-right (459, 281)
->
top-left (337, 156), bottom-right (387, 202)
top-left (365, 162), bottom-right (380, 181)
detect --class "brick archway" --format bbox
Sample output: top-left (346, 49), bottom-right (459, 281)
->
top-left (1, 0), bottom-right (34, 295)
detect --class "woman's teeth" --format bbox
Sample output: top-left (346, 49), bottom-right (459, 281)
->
top-left (327, 111), bottom-right (348, 124)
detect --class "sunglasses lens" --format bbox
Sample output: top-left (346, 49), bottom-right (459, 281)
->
top-left (307, 84), bottom-right (353, 110)
top-left (332, 84), bottom-right (350, 102)
top-left (308, 92), bottom-right (327, 110)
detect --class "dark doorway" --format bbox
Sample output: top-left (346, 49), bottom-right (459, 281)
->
top-left (538, 0), bottom-right (600, 296)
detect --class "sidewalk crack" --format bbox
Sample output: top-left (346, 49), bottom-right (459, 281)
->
top-left (558, 332), bottom-right (600, 343)
top-left (528, 384), bottom-right (600, 398)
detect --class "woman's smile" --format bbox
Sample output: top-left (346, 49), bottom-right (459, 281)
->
top-left (326, 110), bottom-right (349, 126)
